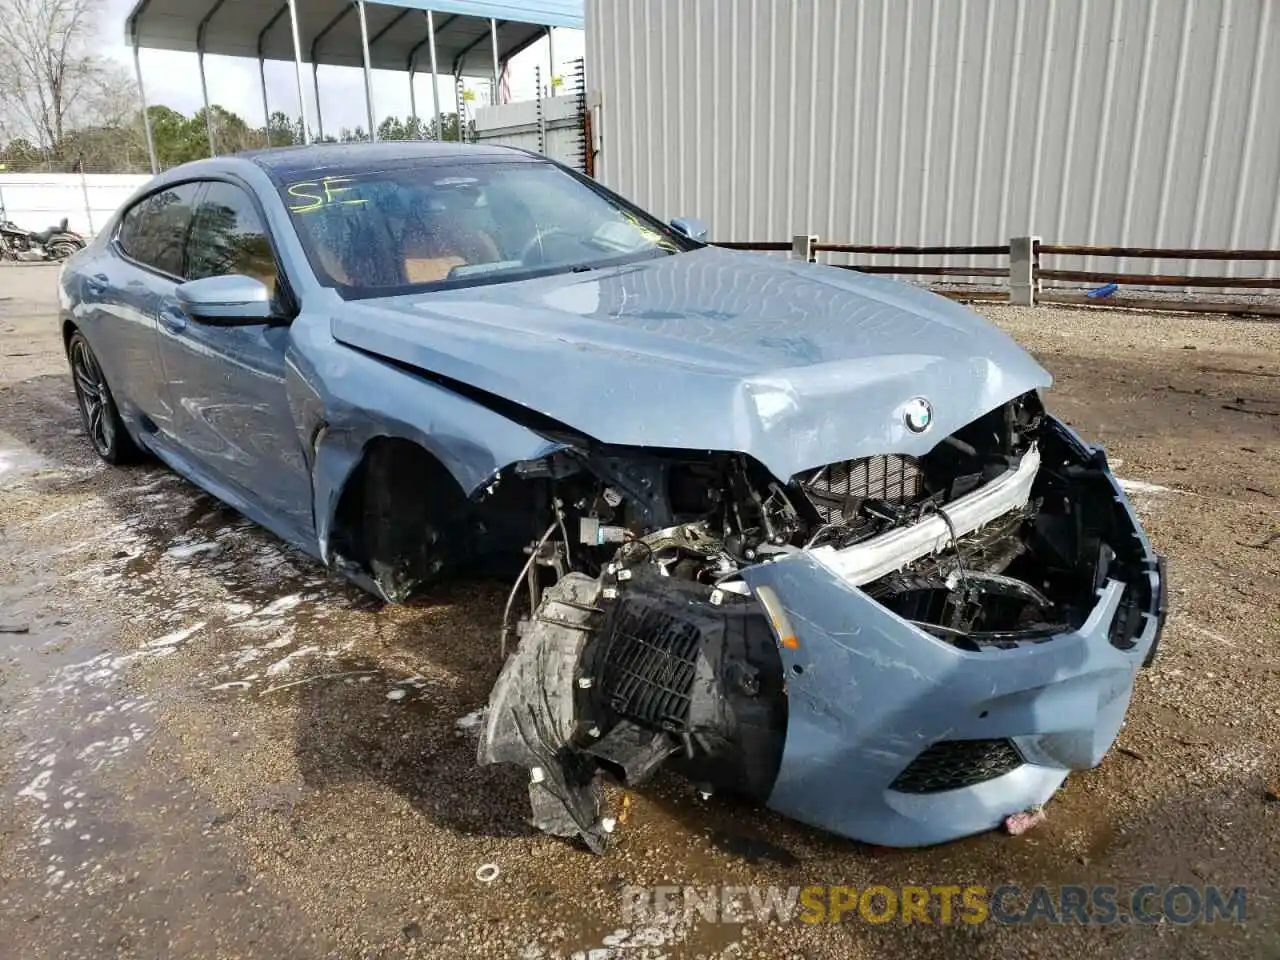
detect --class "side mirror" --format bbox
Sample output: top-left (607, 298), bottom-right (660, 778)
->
top-left (175, 274), bottom-right (274, 324)
top-left (670, 217), bottom-right (709, 243)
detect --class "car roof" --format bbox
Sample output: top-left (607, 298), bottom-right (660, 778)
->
top-left (140, 142), bottom-right (542, 193)
top-left (243, 141), bottom-right (540, 182)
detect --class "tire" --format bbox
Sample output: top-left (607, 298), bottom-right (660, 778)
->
top-left (67, 331), bottom-right (141, 465)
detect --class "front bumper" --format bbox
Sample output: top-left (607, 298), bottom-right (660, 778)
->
top-left (739, 429), bottom-right (1166, 847)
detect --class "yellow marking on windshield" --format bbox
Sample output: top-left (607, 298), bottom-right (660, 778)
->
top-left (286, 176), bottom-right (369, 213)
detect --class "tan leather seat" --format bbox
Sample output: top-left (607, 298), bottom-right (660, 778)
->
top-left (402, 212), bottom-right (500, 284)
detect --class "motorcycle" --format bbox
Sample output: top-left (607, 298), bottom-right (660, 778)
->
top-left (0, 217), bottom-right (86, 262)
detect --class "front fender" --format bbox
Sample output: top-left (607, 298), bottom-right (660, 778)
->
top-left (290, 322), bottom-right (565, 564)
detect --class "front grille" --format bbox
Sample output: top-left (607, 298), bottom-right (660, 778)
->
top-left (595, 596), bottom-right (702, 732)
top-left (889, 739), bottom-right (1023, 794)
top-left (800, 454), bottom-right (925, 527)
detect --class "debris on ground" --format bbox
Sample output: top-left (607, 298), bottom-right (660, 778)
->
top-left (1005, 806), bottom-right (1047, 836)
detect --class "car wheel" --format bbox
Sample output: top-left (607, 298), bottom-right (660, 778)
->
top-left (68, 331), bottom-right (140, 464)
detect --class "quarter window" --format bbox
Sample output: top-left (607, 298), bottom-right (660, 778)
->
top-left (185, 181), bottom-right (279, 297)
top-left (116, 183), bottom-right (201, 277)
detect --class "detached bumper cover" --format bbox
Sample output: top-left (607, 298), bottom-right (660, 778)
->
top-left (739, 425), bottom-right (1165, 847)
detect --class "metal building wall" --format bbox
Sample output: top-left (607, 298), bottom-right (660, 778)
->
top-left (585, 0), bottom-right (1280, 277)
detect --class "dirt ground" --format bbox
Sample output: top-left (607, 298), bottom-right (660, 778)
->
top-left (1, 261), bottom-right (1277, 959)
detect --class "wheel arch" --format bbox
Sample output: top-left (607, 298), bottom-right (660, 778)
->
top-left (322, 434), bottom-right (468, 581)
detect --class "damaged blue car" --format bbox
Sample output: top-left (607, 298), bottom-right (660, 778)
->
top-left (58, 142), bottom-right (1166, 851)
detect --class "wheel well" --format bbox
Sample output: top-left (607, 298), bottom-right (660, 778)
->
top-left (62, 319), bottom-right (78, 352)
top-left (329, 437), bottom-right (473, 600)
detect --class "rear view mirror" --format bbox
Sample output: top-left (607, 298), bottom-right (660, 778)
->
top-left (175, 275), bottom-right (274, 324)
top-left (670, 217), bottom-right (709, 243)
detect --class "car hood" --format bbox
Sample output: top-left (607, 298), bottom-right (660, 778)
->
top-left (330, 246), bottom-right (1051, 481)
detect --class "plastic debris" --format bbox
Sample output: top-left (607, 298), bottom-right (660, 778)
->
top-left (1003, 808), bottom-right (1044, 839)
top-left (1004, 805), bottom-right (1046, 836)
top-left (1086, 282), bottom-right (1119, 299)
top-left (475, 863), bottom-right (501, 883)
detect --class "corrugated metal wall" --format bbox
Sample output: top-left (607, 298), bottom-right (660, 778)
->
top-left (585, 0), bottom-right (1280, 277)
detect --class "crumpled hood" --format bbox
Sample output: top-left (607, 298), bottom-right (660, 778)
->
top-left (330, 246), bottom-right (1051, 481)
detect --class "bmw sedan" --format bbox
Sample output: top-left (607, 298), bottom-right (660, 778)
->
top-left (58, 141), bottom-right (1166, 852)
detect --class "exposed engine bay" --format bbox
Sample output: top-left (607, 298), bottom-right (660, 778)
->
top-left (476, 390), bottom-right (1167, 851)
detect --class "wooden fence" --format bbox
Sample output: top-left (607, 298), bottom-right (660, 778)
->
top-left (711, 236), bottom-right (1280, 318)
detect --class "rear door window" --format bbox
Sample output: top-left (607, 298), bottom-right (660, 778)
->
top-left (185, 181), bottom-right (279, 298)
top-left (116, 183), bottom-right (202, 278)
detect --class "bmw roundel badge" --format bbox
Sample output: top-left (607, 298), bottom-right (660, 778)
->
top-left (903, 397), bottom-right (933, 433)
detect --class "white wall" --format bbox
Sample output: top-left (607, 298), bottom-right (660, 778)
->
top-left (474, 96), bottom-right (588, 172)
top-left (0, 174), bottom-right (152, 238)
top-left (586, 0), bottom-right (1280, 278)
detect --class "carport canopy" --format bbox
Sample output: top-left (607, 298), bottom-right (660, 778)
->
top-left (124, 0), bottom-right (582, 170)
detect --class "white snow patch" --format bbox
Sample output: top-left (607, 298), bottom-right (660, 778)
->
top-left (264, 629), bottom-right (296, 650)
top-left (1118, 478), bottom-right (1172, 495)
top-left (210, 680), bottom-right (253, 692)
top-left (256, 594), bottom-right (305, 618)
top-left (164, 541), bottom-right (223, 560)
top-left (17, 770), bottom-right (53, 804)
top-left (144, 621), bottom-right (207, 650)
top-left (265, 644), bottom-right (320, 676)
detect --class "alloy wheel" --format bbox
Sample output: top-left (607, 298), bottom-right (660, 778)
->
top-left (70, 338), bottom-right (115, 456)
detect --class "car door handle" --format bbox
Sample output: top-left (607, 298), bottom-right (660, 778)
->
top-left (86, 273), bottom-right (108, 295)
top-left (159, 306), bottom-right (188, 334)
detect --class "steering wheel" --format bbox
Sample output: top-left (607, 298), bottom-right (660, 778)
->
top-left (519, 227), bottom-right (578, 266)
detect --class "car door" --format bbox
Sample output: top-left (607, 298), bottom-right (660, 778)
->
top-left (82, 182), bottom-right (201, 437)
top-left (154, 178), bottom-right (314, 541)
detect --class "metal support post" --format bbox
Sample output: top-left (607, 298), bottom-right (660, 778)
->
top-left (357, 0), bottom-right (377, 140)
top-left (427, 11), bottom-right (442, 139)
top-left (792, 235), bottom-right (818, 263)
top-left (132, 44), bottom-right (159, 174)
top-left (286, 0), bottom-right (313, 143)
top-left (1009, 236), bottom-right (1039, 305)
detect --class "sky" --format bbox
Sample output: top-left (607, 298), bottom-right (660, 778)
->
top-left (101, 0), bottom-right (585, 134)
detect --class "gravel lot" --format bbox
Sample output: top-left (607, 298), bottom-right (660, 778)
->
top-left (1, 263), bottom-right (1278, 959)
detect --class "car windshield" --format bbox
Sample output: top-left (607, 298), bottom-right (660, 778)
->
top-left (277, 159), bottom-right (691, 296)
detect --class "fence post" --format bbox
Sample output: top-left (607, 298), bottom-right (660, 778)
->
top-left (78, 161), bottom-right (95, 237)
top-left (792, 234), bottom-right (818, 263)
top-left (1009, 235), bottom-right (1039, 305)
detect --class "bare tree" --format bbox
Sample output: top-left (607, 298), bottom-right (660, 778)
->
top-left (0, 0), bottom-right (119, 154)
